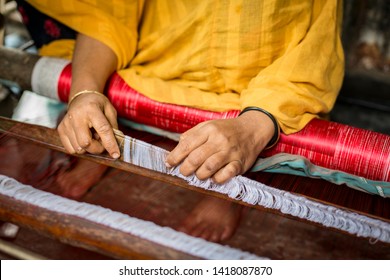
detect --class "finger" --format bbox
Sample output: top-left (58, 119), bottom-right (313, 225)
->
top-left (208, 228), bottom-right (222, 243)
top-left (65, 113), bottom-right (102, 154)
top-left (72, 120), bottom-right (105, 154)
top-left (59, 132), bottom-right (76, 154)
top-left (104, 104), bottom-right (118, 130)
top-left (178, 143), bottom-right (219, 177)
top-left (89, 113), bottom-right (120, 158)
top-left (58, 120), bottom-right (78, 154)
top-left (67, 119), bottom-right (95, 153)
top-left (212, 160), bottom-right (243, 184)
top-left (166, 127), bottom-right (208, 167)
top-left (60, 114), bottom-right (86, 153)
top-left (58, 122), bottom-right (73, 153)
top-left (190, 222), bottom-right (208, 238)
top-left (67, 127), bottom-right (89, 154)
top-left (93, 131), bottom-right (100, 140)
top-left (193, 151), bottom-right (228, 180)
top-left (199, 227), bottom-right (214, 241)
top-left (220, 226), bottom-right (234, 242)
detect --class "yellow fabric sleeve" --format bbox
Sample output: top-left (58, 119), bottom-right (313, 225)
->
top-left (240, 0), bottom-right (345, 134)
top-left (27, 0), bottom-right (143, 69)
top-left (38, 39), bottom-right (75, 60)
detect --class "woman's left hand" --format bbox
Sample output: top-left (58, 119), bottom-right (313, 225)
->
top-left (165, 110), bottom-right (276, 184)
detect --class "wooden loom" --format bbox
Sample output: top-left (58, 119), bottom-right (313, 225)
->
top-left (0, 47), bottom-right (389, 259)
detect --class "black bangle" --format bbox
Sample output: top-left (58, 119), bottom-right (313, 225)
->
top-left (238, 106), bottom-right (280, 149)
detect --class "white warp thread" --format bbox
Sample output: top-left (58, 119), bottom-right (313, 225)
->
top-left (122, 136), bottom-right (390, 243)
top-left (0, 175), bottom-right (263, 260)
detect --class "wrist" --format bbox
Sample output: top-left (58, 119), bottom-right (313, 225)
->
top-left (68, 90), bottom-right (106, 108)
top-left (239, 106), bottom-right (280, 149)
top-left (69, 77), bottom-right (104, 97)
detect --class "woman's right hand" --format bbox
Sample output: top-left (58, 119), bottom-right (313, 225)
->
top-left (58, 32), bottom-right (120, 158)
top-left (58, 91), bottom-right (120, 159)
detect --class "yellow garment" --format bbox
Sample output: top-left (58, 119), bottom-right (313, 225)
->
top-left (28, 0), bottom-right (344, 134)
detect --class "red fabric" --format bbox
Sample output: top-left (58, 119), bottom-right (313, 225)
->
top-left (57, 64), bottom-right (390, 182)
top-left (263, 119), bottom-right (390, 182)
top-left (107, 73), bottom-right (241, 132)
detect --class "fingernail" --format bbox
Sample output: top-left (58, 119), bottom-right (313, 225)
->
top-left (112, 152), bottom-right (120, 159)
top-left (165, 161), bottom-right (172, 168)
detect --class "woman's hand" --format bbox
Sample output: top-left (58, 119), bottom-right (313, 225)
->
top-left (57, 33), bottom-right (119, 158)
top-left (58, 92), bottom-right (120, 158)
top-left (165, 110), bottom-right (276, 184)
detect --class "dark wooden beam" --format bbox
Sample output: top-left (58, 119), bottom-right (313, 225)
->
top-left (0, 46), bottom-right (38, 90)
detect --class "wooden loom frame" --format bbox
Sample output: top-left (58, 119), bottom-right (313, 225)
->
top-left (1, 117), bottom-right (390, 259)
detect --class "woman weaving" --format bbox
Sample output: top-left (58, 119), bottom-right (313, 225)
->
top-left (17, 0), bottom-right (344, 242)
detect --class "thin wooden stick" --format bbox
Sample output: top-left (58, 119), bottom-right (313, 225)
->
top-left (0, 239), bottom-right (48, 260)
